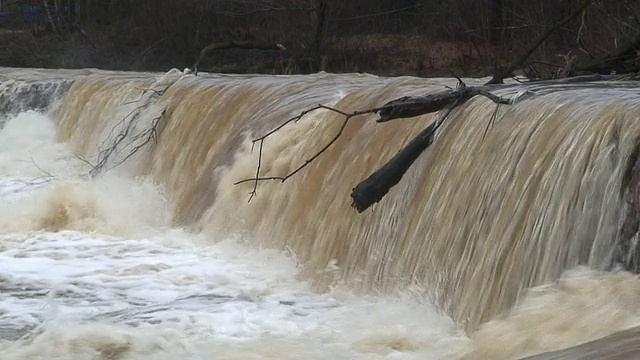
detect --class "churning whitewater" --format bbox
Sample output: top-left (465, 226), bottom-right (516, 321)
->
top-left (2, 67), bottom-right (640, 359)
top-left (0, 105), bottom-right (466, 360)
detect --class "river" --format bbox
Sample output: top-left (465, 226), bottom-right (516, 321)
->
top-left (1, 67), bottom-right (640, 359)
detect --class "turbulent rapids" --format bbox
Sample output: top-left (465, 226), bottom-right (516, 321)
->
top-left (2, 67), bottom-right (640, 359)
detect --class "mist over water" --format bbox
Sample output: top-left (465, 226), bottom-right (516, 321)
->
top-left (1, 68), bottom-right (640, 359)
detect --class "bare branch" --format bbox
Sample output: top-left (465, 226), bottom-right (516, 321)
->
top-left (76, 155), bottom-right (98, 173)
top-left (235, 83), bottom-right (523, 204)
top-left (487, 0), bottom-right (594, 84)
top-left (234, 104), bottom-right (381, 197)
top-left (102, 109), bottom-right (166, 173)
top-left (29, 157), bottom-right (54, 178)
top-left (84, 79), bottom-right (174, 179)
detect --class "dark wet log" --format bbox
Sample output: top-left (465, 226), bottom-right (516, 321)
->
top-left (350, 75), bottom-right (634, 213)
top-left (236, 73), bottom-right (632, 207)
top-left (519, 326), bottom-right (640, 360)
top-left (350, 86), bottom-right (516, 212)
top-left (351, 89), bottom-right (480, 212)
top-left (350, 121), bottom-right (437, 212)
top-left (376, 88), bottom-right (470, 123)
top-left (376, 86), bottom-right (513, 123)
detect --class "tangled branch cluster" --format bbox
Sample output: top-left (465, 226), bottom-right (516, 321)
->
top-left (79, 87), bottom-right (169, 178)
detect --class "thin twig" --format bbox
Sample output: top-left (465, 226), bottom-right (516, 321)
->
top-left (76, 155), bottom-right (96, 167)
top-left (245, 139), bottom-right (265, 201)
top-left (102, 109), bottom-right (166, 173)
top-left (483, 104), bottom-right (502, 139)
top-left (29, 157), bottom-right (54, 178)
top-left (234, 105), bottom-right (381, 192)
top-left (87, 84), bottom-right (170, 178)
top-left (124, 88), bottom-right (166, 105)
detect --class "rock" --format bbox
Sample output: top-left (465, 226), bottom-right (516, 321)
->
top-left (519, 325), bottom-right (640, 360)
top-left (614, 145), bottom-right (640, 271)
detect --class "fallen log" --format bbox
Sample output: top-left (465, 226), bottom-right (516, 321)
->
top-left (348, 87), bottom-right (514, 212)
top-left (375, 86), bottom-right (513, 123)
top-left (376, 88), bottom-right (469, 122)
top-left (235, 74), bottom-right (631, 209)
top-left (351, 121), bottom-right (436, 212)
top-left (350, 89), bottom-right (477, 212)
top-left (235, 82), bottom-right (491, 202)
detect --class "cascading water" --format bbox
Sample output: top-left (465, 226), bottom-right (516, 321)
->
top-left (1, 67), bottom-right (640, 359)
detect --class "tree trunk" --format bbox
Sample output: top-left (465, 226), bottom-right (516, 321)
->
top-left (489, 0), bottom-right (503, 45)
top-left (42, 0), bottom-right (58, 33)
top-left (313, 0), bottom-right (327, 72)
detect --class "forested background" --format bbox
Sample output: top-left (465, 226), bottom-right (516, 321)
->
top-left (0, 0), bottom-right (638, 78)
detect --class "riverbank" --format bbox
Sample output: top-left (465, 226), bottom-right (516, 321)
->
top-left (0, 26), bottom-right (496, 77)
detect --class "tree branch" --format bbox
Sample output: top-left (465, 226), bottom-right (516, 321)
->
top-left (350, 99), bottom-right (461, 212)
top-left (234, 104), bottom-right (382, 201)
top-left (487, 0), bottom-right (593, 84)
top-left (84, 81), bottom-right (173, 179)
top-left (235, 81), bottom-right (521, 206)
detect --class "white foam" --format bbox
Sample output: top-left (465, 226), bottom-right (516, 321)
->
top-left (1, 99), bottom-right (637, 359)
top-left (0, 111), bottom-right (85, 177)
top-left (0, 112), bottom-right (172, 237)
top-left (0, 110), bottom-right (466, 358)
top-left (0, 175), bottom-right (172, 238)
top-left (0, 229), bottom-right (467, 359)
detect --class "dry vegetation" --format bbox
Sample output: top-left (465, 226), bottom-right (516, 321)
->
top-left (0, 0), bottom-right (639, 77)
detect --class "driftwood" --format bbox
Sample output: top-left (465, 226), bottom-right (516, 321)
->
top-left (348, 75), bottom-right (633, 211)
top-left (236, 80), bottom-right (516, 208)
top-left (235, 74), bottom-right (633, 211)
top-left (350, 85), bottom-right (517, 212)
top-left (376, 88), bottom-right (471, 123)
top-left (351, 107), bottom-right (451, 213)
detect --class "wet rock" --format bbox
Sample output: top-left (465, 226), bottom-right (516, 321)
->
top-left (519, 325), bottom-right (640, 360)
top-left (614, 144), bottom-right (640, 272)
